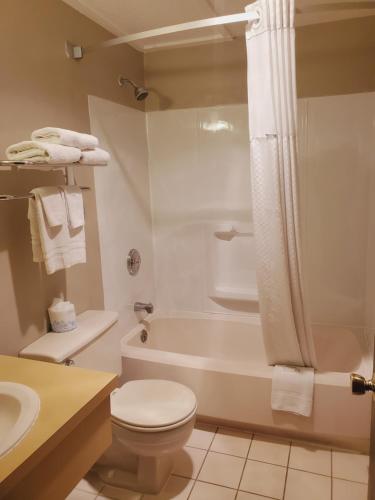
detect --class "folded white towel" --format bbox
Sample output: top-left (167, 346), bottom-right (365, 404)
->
top-left (79, 147), bottom-right (110, 165)
top-left (271, 365), bottom-right (314, 417)
top-left (62, 186), bottom-right (85, 229)
top-left (31, 127), bottom-right (98, 150)
top-left (28, 187), bottom-right (86, 275)
top-left (6, 141), bottom-right (81, 164)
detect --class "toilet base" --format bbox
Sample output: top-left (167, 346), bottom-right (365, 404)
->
top-left (95, 454), bottom-right (173, 494)
top-left (94, 413), bottom-right (195, 494)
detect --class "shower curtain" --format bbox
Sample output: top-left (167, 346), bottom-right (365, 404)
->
top-left (245, 0), bottom-right (317, 367)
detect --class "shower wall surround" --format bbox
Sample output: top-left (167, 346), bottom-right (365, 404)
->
top-left (146, 104), bottom-right (253, 314)
top-left (89, 92), bottom-right (375, 351)
top-left (89, 96), bottom-right (155, 336)
top-left (146, 93), bottom-right (375, 356)
top-left (298, 92), bottom-right (375, 351)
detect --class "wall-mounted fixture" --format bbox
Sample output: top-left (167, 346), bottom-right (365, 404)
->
top-left (118, 76), bottom-right (149, 101)
top-left (127, 249), bottom-right (141, 276)
top-left (0, 162), bottom-right (90, 201)
top-left (134, 302), bottom-right (154, 314)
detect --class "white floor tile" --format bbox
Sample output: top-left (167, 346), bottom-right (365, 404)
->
top-left (173, 447), bottom-right (206, 479)
top-left (210, 428), bottom-right (252, 458)
top-left (142, 475), bottom-right (194, 500)
top-left (248, 434), bottom-right (290, 467)
top-left (332, 450), bottom-right (369, 483)
top-left (65, 490), bottom-right (97, 500)
top-left (198, 451), bottom-right (245, 489)
top-left (289, 442), bottom-right (331, 476)
top-left (189, 481), bottom-right (237, 500)
top-left (332, 478), bottom-right (368, 500)
top-left (284, 469), bottom-right (331, 500)
top-left (239, 460), bottom-right (286, 499)
top-left (74, 471), bottom-right (103, 494)
top-left (97, 485), bottom-right (142, 499)
top-left (186, 423), bottom-right (217, 450)
top-left (236, 492), bottom-right (274, 500)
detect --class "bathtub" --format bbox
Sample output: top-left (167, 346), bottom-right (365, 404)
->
top-left (121, 311), bottom-right (372, 451)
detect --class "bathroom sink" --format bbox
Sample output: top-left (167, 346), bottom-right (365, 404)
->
top-left (0, 382), bottom-right (40, 458)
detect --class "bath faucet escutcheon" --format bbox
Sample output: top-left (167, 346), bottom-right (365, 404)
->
top-left (134, 302), bottom-right (154, 314)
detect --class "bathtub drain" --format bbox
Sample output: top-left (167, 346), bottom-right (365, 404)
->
top-left (140, 329), bottom-right (148, 343)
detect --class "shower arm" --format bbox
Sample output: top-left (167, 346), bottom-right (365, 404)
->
top-left (118, 77), bottom-right (136, 89)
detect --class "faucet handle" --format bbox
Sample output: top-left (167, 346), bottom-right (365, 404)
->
top-left (134, 302), bottom-right (154, 314)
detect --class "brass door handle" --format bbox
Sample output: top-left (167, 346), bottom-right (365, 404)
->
top-left (351, 373), bottom-right (375, 395)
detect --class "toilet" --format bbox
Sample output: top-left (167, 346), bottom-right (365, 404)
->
top-left (19, 310), bottom-right (197, 494)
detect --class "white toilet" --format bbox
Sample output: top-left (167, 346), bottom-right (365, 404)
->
top-left (20, 310), bottom-right (197, 494)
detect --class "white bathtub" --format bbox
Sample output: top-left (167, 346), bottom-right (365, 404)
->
top-left (121, 311), bottom-right (372, 451)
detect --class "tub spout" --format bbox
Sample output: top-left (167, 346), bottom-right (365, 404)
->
top-left (134, 302), bottom-right (154, 314)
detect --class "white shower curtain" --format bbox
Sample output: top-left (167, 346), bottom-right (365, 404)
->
top-left (245, 0), bottom-right (317, 367)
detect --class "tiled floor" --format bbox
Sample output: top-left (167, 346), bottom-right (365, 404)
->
top-left (66, 423), bottom-right (369, 500)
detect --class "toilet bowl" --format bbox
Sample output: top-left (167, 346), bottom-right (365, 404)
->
top-left (95, 379), bottom-right (197, 494)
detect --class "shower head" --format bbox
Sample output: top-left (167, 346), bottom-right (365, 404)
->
top-left (118, 76), bottom-right (149, 101)
top-left (134, 86), bottom-right (149, 101)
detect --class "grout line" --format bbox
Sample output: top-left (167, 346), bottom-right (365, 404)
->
top-left (207, 425), bottom-right (218, 452)
top-left (185, 425), bottom-right (218, 452)
top-left (186, 444), bottom-right (215, 452)
top-left (287, 465), bottom-right (332, 478)
top-left (193, 479), bottom-right (239, 491)
top-left (332, 476), bottom-right (369, 486)
top-left (235, 432), bottom-right (253, 495)
top-left (200, 448), bottom-right (251, 460)
top-left (186, 437), bottom-right (213, 500)
top-left (331, 447), bottom-right (333, 500)
top-left (244, 457), bottom-right (288, 469)
top-left (281, 440), bottom-right (292, 500)
top-left (237, 492), bottom-right (279, 500)
top-left (186, 426), bottom-right (219, 498)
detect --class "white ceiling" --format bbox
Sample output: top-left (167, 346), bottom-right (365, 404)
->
top-left (62, 0), bottom-right (375, 52)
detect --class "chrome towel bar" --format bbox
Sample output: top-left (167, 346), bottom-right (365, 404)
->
top-left (0, 187), bottom-right (90, 202)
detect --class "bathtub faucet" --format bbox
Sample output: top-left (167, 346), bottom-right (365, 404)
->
top-left (134, 302), bottom-right (154, 314)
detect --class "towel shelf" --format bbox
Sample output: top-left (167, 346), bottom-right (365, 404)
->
top-left (0, 160), bottom-right (91, 200)
top-left (0, 187), bottom-right (91, 202)
top-left (0, 160), bottom-right (92, 168)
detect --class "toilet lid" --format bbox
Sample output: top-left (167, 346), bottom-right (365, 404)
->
top-left (111, 380), bottom-right (197, 428)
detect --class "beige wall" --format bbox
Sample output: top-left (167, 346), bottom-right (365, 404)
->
top-left (145, 38), bottom-right (247, 111)
top-left (0, 0), bottom-right (144, 355)
top-left (145, 16), bottom-right (375, 111)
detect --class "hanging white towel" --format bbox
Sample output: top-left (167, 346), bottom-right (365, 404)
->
top-left (28, 199), bottom-right (43, 264)
top-left (28, 187), bottom-right (86, 275)
top-left (271, 365), bottom-right (314, 417)
top-left (31, 127), bottom-right (99, 150)
top-left (36, 187), bottom-right (66, 227)
top-left (62, 186), bottom-right (85, 229)
top-left (6, 141), bottom-right (81, 164)
top-left (79, 147), bottom-right (110, 165)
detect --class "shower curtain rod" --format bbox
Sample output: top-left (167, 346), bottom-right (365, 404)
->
top-left (65, 12), bottom-right (260, 60)
top-left (65, 1), bottom-right (375, 60)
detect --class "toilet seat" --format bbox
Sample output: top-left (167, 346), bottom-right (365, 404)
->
top-left (110, 380), bottom-right (197, 432)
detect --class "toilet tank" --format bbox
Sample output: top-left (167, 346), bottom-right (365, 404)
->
top-left (19, 310), bottom-right (121, 375)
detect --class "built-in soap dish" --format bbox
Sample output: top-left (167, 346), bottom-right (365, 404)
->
top-left (209, 286), bottom-right (259, 302)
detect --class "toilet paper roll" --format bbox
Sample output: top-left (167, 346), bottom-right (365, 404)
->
top-left (48, 299), bottom-right (77, 333)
